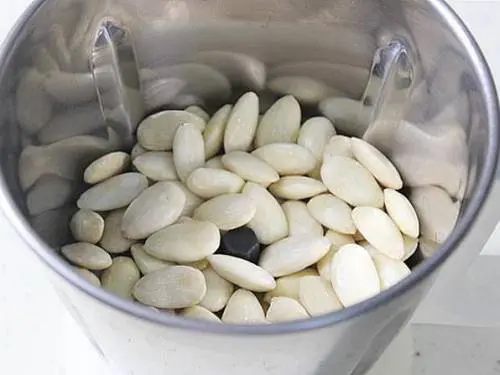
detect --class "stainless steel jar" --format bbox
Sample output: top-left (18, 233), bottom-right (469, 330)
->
top-left (0, 0), bottom-right (498, 374)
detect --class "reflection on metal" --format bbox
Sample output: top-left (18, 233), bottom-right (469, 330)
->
top-left (90, 19), bottom-right (143, 146)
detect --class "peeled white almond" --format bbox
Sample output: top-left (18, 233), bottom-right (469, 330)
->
top-left (410, 186), bottom-right (459, 244)
top-left (100, 209), bottom-right (134, 254)
top-left (122, 181), bottom-right (186, 239)
top-left (137, 110), bottom-right (206, 151)
top-left (83, 151), bottom-right (130, 184)
top-left (193, 193), bottom-right (256, 230)
top-left (281, 201), bottom-right (323, 238)
top-left (185, 105), bottom-right (210, 122)
top-left (317, 231), bottom-right (354, 280)
top-left (297, 117), bottom-right (336, 160)
top-left (224, 92), bottom-right (259, 152)
top-left (330, 244), bottom-right (381, 307)
top-left (184, 258), bottom-right (210, 271)
top-left (269, 176), bottom-right (327, 200)
top-left (299, 276), bottom-right (343, 316)
top-left (255, 95), bottom-right (301, 147)
top-left (77, 173), bottom-right (148, 211)
top-left (267, 76), bottom-right (339, 104)
top-left (222, 151), bottom-right (279, 187)
top-left (222, 289), bottom-right (267, 324)
top-left (144, 220), bottom-right (220, 262)
top-left (69, 209), bottom-right (104, 244)
top-left (180, 306), bottom-right (221, 323)
top-left (263, 268), bottom-right (318, 302)
top-left (130, 243), bottom-right (174, 275)
top-left (242, 182), bottom-right (288, 245)
top-left (169, 181), bottom-right (205, 217)
top-left (266, 297), bottom-right (309, 323)
top-left (403, 235), bottom-right (418, 261)
top-left (352, 207), bottom-right (405, 260)
top-left (208, 254), bottom-right (276, 292)
top-left (61, 243), bottom-right (112, 270)
top-left (173, 123), bottom-right (205, 183)
top-left (101, 256), bottom-right (140, 300)
top-left (384, 189), bottom-right (419, 238)
top-left (132, 152), bottom-right (178, 181)
top-left (205, 156), bottom-right (226, 170)
top-left (204, 104), bottom-right (232, 159)
top-left (252, 143), bottom-right (316, 176)
top-left (325, 230), bottom-right (355, 248)
top-left (186, 168), bottom-right (244, 199)
top-left (200, 267), bottom-right (235, 312)
top-left (133, 266), bottom-right (207, 309)
top-left (368, 250), bottom-right (411, 290)
top-left (259, 236), bottom-right (330, 277)
top-left (350, 137), bottom-right (403, 189)
top-left (323, 135), bottom-right (354, 161)
top-left (321, 156), bottom-right (383, 208)
top-left (307, 194), bottom-right (356, 234)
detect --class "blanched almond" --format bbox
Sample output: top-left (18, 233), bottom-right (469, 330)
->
top-left (269, 176), bottom-right (327, 200)
top-left (173, 123), bottom-right (205, 183)
top-left (224, 92), bottom-right (259, 152)
top-left (193, 193), bottom-right (256, 230)
top-left (133, 266), bottom-right (207, 309)
top-left (267, 76), bottom-right (338, 104)
top-left (263, 268), bottom-right (318, 302)
top-left (350, 137), bottom-right (403, 189)
top-left (204, 104), bottom-right (232, 159)
top-left (255, 95), bottom-right (301, 147)
top-left (205, 156), bottom-right (226, 170)
top-left (252, 143), bottom-right (316, 176)
top-left (297, 117), bottom-right (336, 160)
top-left (122, 181), bottom-right (186, 239)
top-left (77, 173), bottom-right (148, 211)
top-left (259, 236), bottom-right (330, 277)
top-left (180, 306), bottom-right (221, 322)
top-left (69, 209), bottom-right (104, 244)
top-left (222, 151), bottom-right (279, 187)
top-left (132, 152), bottom-right (178, 181)
top-left (222, 289), bottom-right (267, 324)
top-left (83, 151), bottom-right (130, 184)
top-left (61, 242), bottom-right (112, 270)
top-left (266, 297), bottom-right (309, 322)
top-left (352, 207), bottom-right (405, 260)
top-left (368, 250), bottom-right (411, 290)
top-left (299, 276), bottom-right (343, 316)
top-left (384, 189), bottom-right (419, 238)
top-left (403, 235), bottom-right (418, 261)
top-left (137, 110), bottom-right (206, 151)
top-left (169, 181), bottom-right (205, 217)
top-left (185, 105), bottom-right (210, 122)
top-left (186, 168), bottom-right (244, 199)
top-left (144, 220), bottom-right (220, 262)
top-left (317, 231), bottom-right (355, 281)
top-left (242, 182), bottom-right (288, 245)
top-left (307, 194), bottom-right (355, 234)
top-left (208, 254), bottom-right (276, 292)
top-left (321, 156), bottom-right (383, 208)
top-left (101, 256), bottom-right (140, 300)
top-left (130, 243), bottom-right (174, 275)
top-left (100, 209), bottom-right (134, 254)
top-left (281, 201), bottom-right (323, 238)
top-left (330, 244), bottom-right (380, 307)
top-left (200, 267), bottom-right (235, 312)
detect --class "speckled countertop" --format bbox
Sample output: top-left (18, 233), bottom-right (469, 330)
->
top-left (1, 1), bottom-right (499, 374)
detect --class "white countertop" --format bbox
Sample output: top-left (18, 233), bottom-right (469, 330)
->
top-left (1, 1), bottom-right (499, 374)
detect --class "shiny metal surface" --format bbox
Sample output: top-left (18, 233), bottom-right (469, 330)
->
top-left (0, 0), bottom-right (498, 374)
